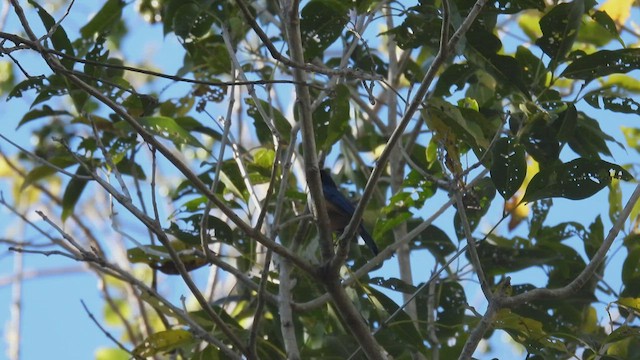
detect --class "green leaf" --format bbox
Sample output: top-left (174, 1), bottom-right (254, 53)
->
top-left (584, 216), bottom-right (603, 259)
top-left (114, 158), bottom-right (147, 180)
top-left (609, 181), bottom-right (623, 224)
top-left (603, 325), bottom-right (640, 345)
top-left (7, 76), bottom-right (44, 100)
top-left (553, 103), bottom-right (577, 142)
top-left (245, 99), bottom-right (291, 144)
top-left (62, 166), bottom-right (91, 221)
top-left (95, 348), bottom-right (129, 360)
top-left (127, 243), bottom-right (208, 274)
top-left (411, 224), bottom-right (456, 263)
top-left (172, 2), bottom-right (212, 39)
top-left (591, 10), bottom-right (623, 46)
top-left (313, 85), bottom-right (350, 151)
top-left (622, 126), bottom-right (640, 153)
top-left (384, 10), bottom-right (442, 50)
top-left (491, 137), bottom-right (527, 199)
top-left (516, 46), bottom-right (548, 93)
top-left (535, 0), bottom-right (585, 69)
top-left (21, 155), bottom-right (76, 190)
top-left (584, 87), bottom-right (640, 115)
top-left (577, 11), bottom-right (617, 46)
top-left (300, 0), bottom-right (349, 59)
top-left (567, 112), bottom-right (617, 158)
top-left (29, 74), bottom-right (68, 108)
top-left (251, 148), bottom-right (276, 170)
top-left (490, 0), bottom-right (545, 13)
top-left (116, 116), bottom-right (205, 148)
top-left (495, 309), bottom-right (567, 352)
top-left (28, 0), bottom-right (75, 69)
top-left (529, 198), bottom-right (552, 239)
top-left (433, 63), bottom-right (477, 97)
top-left (520, 113), bottom-right (560, 163)
top-left (358, 286), bottom-right (427, 355)
top-left (433, 282), bottom-right (467, 339)
top-left (17, 105), bottom-right (71, 129)
top-left (562, 49), bottom-right (640, 82)
top-left (425, 97), bottom-right (490, 151)
top-left (166, 214), bottom-right (233, 245)
top-left (103, 299), bottom-right (131, 326)
top-left (466, 28), bottom-right (529, 95)
top-left (133, 329), bottom-right (194, 357)
top-left (454, 178), bottom-right (496, 239)
top-left (615, 299), bottom-right (640, 316)
top-left (475, 240), bottom-right (558, 275)
top-left (80, 0), bottom-right (125, 38)
top-left (369, 277), bottom-right (417, 294)
top-left (604, 74), bottom-right (640, 93)
top-left (184, 36), bottom-right (232, 75)
top-left (523, 158), bottom-right (633, 202)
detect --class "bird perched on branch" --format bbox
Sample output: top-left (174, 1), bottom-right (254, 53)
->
top-left (320, 169), bottom-right (379, 256)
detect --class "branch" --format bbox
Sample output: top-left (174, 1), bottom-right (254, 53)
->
top-left (248, 249), bottom-right (273, 358)
top-left (454, 191), bottom-right (493, 300)
top-left (323, 276), bottom-right (386, 359)
top-left (6, 2), bottom-right (314, 275)
top-left (80, 300), bottom-right (144, 360)
top-left (280, 0), bottom-right (334, 261)
top-left (333, 0), bottom-right (489, 271)
top-left (499, 182), bottom-right (640, 307)
top-left (60, 142), bottom-right (249, 356)
top-left (235, 0), bottom-right (383, 82)
top-left (296, 168), bottom-right (489, 312)
top-left (278, 258), bottom-right (300, 359)
top-left (457, 289), bottom-right (500, 360)
top-left (0, 31), bottom-right (313, 88)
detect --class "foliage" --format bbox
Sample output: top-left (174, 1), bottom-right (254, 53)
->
top-left (1, 0), bottom-right (640, 359)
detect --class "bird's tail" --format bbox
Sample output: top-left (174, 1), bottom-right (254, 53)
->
top-left (359, 226), bottom-right (379, 255)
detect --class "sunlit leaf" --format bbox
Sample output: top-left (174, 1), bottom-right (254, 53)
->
top-left (495, 309), bottom-right (568, 352)
top-left (600, 0), bottom-right (635, 27)
top-left (95, 348), bottom-right (129, 360)
top-left (133, 329), bottom-right (194, 357)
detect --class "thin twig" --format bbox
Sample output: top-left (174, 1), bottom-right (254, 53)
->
top-left (500, 183), bottom-right (640, 306)
top-left (332, 0), bottom-right (489, 272)
top-left (248, 249), bottom-right (273, 357)
top-left (80, 300), bottom-right (144, 360)
top-left (454, 191), bottom-right (492, 300)
top-left (0, 134), bottom-right (93, 180)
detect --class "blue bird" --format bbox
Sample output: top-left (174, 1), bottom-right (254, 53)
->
top-left (320, 169), bottom-right (379, 255)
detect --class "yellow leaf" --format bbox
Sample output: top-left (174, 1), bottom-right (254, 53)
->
top-left (616, 297), bottom-right (640, 313)
top-left (600, 0), bottom-right (634, 27)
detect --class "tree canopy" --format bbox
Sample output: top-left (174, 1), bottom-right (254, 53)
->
top-left (1, 0), bottom-right (640, 359)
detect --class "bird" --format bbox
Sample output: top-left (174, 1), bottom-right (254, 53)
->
top-left (319, 169), bottom-right (379, 255)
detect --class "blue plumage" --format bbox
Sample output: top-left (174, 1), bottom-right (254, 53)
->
top-left (320, 170), bottom-right (379, 255)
